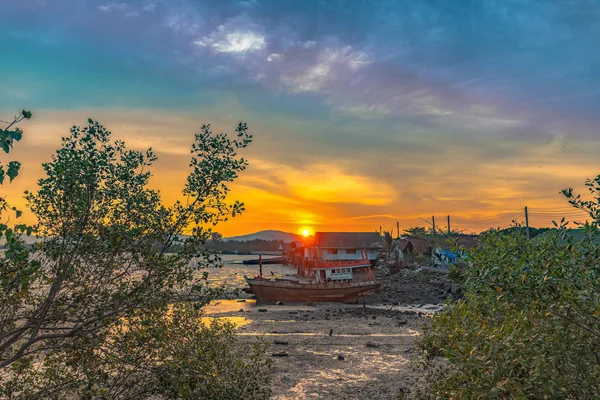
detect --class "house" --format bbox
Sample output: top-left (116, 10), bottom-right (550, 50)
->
top-left (278, 242), bottom-right (292, 253)
top-left (306, 232), bottom-right (383, 265)
top-left (403, 237), bottom-right (433, 257)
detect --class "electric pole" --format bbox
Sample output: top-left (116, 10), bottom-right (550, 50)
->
top-left (432, 215), bottom-right (436, 236)
top-left (397, 221), bottom-right (400, 239)
top-left (447, 215), bottom-right (451, 235)
top-left (524, 206), bottom-right (530, 239)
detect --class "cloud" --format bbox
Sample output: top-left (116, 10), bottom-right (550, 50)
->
top-left (194, 26), bottom-right (266, 54)
top-left (98, 2), bottom-right (139, 17)
top-left (98, 2), bottom-right (128, 12)
top-left (281, 46), bottom-right (370, 92)
top-left (267, 53), bottom-right (284, 62)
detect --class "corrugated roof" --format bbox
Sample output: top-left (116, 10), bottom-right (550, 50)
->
top-left (314, 232), bottom-right (384, 249)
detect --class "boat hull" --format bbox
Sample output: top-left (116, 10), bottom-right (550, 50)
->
top-left (245, 278), bottom-right (381, 303)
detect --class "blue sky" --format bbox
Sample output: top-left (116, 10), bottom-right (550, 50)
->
top-left (2, 0), bottom-right (599, 234)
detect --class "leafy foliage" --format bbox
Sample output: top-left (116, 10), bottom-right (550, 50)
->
top-left (0, 110), bottom-right (31, 218)
top-left (417, 174), bottom-right (600, 399)
top-left (404, 226), bottom-right (427, 237)
top-left (0, 119), bottom-right (271, 399)
top-left (1, 304), bottom-right (271, 400)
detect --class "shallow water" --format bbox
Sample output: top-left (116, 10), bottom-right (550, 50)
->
top-left (200, 254), bottom-right (298, 292)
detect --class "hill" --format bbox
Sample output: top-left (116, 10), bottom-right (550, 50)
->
top-left (225, 230), bottom-right (301, 243)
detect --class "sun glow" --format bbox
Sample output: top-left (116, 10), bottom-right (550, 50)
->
top-left (301, 228), bottom-right (311, 237)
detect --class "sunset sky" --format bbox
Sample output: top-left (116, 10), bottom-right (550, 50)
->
top-left (1, 0), bottom-right (599, 236)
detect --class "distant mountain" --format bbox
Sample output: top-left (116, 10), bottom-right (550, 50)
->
top-left (225, 230), bottom-right (301, 243)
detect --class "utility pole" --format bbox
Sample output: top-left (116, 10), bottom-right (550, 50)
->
top-left (379, 226), bottom-right (382, 235)
top-left (432, 215), bottom-right (436, 236)
top-left (447, 215), bottom-right (451, 235)
top-left (397, 221), bottom-right (400, 239)
top-left (524, 206), bottom-right (530, 239)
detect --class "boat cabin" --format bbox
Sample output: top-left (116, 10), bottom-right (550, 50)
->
top-left (313, 257), bottom-right (375, 284)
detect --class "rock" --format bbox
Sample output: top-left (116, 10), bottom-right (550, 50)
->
top-left (236, 299), bottom-right (246, 302)
top-left (276, 301), bottom-right (284, 305)
top-left (337, 355), bottom-right (345, 361)
top-left (238, 309), bottom-right (244, 312)
top-left (365, 342), bottom-right (380, 348)
top-left (392, 301), bottom-right (399, 306)
top-left (288, 311), bottom-right (298, 315)
top-left (396, 320), bottom-right (408, 325)
top-left (258, 309), bottom-right (268, 312)
top-left (272, 351), bottom-right (288, 357)
top-left (371, 315), bottom-right (377, 319)
top-left (274, 340), bottom-right (289, 345)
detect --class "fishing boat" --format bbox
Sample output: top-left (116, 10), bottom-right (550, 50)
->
top-left (244, 252), bottom-right (380, 302)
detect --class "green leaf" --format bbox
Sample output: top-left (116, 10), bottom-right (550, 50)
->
top-left (16, 210), bottom-right (22, 218)
top-left (9, 128), bottom-right (23, 142)
top-left (22, 110), bottom-right (32, 119)
top-left (1, 138), bottom-right (10, 153)
top-left (7, 161), bottom-right (20, 182)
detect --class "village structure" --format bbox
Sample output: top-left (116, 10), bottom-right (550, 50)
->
top-left (278, 231), bottom-right (479, 272)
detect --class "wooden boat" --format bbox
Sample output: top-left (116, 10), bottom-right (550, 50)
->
top-left (242, 256), bottom-right (284, 265)
top-left (244, 252), bottom-right (380, 303)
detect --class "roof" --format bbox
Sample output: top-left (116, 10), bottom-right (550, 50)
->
top-left (314, 232), bottom-right (384, 249)
top-left (405, 237), bottom-right (432, 253)
top-left (278, 243), bottom-right (292, 251)
top-left (397, 238), bottom-right (411, 251)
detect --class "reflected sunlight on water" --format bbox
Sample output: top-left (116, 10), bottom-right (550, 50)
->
top-left (200, 315), bottom-right (251, 328)
top-left (197, 254), bottom-right (298, 294)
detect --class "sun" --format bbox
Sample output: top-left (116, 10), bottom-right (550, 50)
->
top-left (301, 228), bottom-right (311, 237)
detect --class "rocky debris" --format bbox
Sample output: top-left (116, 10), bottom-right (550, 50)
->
top-left (236, 299), bottom-right (246, 302)
top-left (258, 308), bottom-right (268, 312)
top-left (336, 355), bottom-right (345, 361)
top-left (276, 301), bottom-right (284, 305)
top-left (365, 342), bottom-right (380, 348)
top-left (238, 308), bottom-right (244, 312)
top-left (274, 340), bottom-right (289, 345)
top-left (368, 266), bottom-right (460, 304)
top-left (272, 351), bottom-right (288, 357)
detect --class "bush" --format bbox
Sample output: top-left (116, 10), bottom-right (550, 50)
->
top-left (417, 222), bottom-right (600, 399)
top-left (418, 172), bottom-right (600, 399)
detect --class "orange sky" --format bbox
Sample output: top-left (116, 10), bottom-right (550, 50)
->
top-left (2, 108), bottom-right (595, 237)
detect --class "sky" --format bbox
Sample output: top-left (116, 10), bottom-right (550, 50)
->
top-left (1, 0), bottom-right (599, 236)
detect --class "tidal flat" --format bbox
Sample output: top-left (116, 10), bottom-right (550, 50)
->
top-left (206, 300), bottom-right (436, 399)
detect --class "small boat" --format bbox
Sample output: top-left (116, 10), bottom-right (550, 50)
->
top-left (242, 256), bottom-right (284, 265)
top-left (244, 252), bottom-right (380, 303)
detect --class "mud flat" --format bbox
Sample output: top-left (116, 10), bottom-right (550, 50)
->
top-left (206, 300), bottom-right (434, 399)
